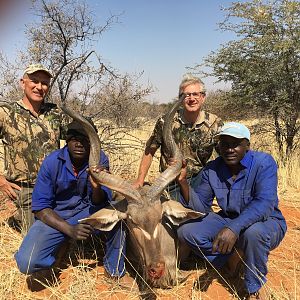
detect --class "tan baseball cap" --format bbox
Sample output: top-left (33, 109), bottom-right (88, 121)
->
top-left (24, 63), bottom-right (53, 78)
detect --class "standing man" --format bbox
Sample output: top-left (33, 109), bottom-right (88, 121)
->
top-left (177, 122), bottom-right (287, 299)
top-left (0, 64), bottom-right (67, 233)
top-left (15, 120), bottom-right (130, 284)
top-left (133, 74), bottom-right (223, 200)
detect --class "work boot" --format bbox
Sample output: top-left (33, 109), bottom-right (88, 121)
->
top-left (26, 268), bottom-right (60, 292)
top-left (246, 291), bottom-right (270, 300)
top-left (6, 215), bottom-right (22, 233)
top-left (246, 287), bottom-right (269, 300)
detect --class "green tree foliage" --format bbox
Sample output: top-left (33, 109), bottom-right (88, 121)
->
top-left (204, 90), bottom-right (257, 120)
top-left (202, 0), bottom-right (300, 160)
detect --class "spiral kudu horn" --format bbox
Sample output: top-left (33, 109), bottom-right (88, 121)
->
top-left (146, 96), bottom-right (184, 202)
top-left (61, 105), bottom-right (142, 203)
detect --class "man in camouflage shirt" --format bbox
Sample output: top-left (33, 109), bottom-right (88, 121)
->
top-left (0, 64), bottom-right (67, 233)
top-left (133, 74), bottom-right (223, 200)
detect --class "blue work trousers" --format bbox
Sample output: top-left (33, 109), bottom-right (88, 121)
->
top-left (14, 207), bottom-right (126, 277)
top-left (177, 212), bottom-right (286, 293)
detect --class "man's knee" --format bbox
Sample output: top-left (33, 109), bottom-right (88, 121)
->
top-left (239, 223), bottom-right (270, 249)
top-left (178, 215), bottom-right (220, 246)
top-left (15, 251), bottom-right (37, 274)
top-left (14, 221), bottom-right (60, 274)
top-left (177, 223), bottom-right (190, 242)
top-left (15, 248), bottom-right (55, 274)
top-left (177, 222), bottom-right (203, 246)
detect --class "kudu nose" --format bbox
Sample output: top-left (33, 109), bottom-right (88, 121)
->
top-left (147, 262), bottom-right (165, 279)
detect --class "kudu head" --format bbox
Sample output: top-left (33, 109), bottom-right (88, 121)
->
top-left (61, 99), bottom-right (203, 287)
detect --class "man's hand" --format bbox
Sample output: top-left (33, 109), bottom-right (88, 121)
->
top-left (0, 175), bottom-right (21, 200)
top-left (132, 180), bottom-right (143, 189)
top-left (87, 165), bottom-right (108, 189)
top-left (67, 223), bottom-right (94, 240)
top-left (36, 208), bottom-right (94, 240)
top-left (167, 158), bottom-right (190, 203)
top-left (168, 158), bottom-right (188, 183)
top-left (87, 166), bottom-right (111, 205)
top-left (176, 159), bottom-right (188, 183)
top-left (212, 227), bottom-right (238, 254)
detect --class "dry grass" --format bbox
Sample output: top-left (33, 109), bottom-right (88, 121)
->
top-left (0, 213), bottom-right (299, 300)
top-left (87, 121), bottom-right (161, 187)
top-left (0, 119), bottom-right (299, 299)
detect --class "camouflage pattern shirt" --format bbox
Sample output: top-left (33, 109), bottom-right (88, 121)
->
top-left (146, 108), bottom-right (223, 178)
top-left (0, 100), bottom-right (67, 185)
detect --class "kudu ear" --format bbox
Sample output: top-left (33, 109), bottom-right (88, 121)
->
top-left (79, 199), bottom-right (128, 231)
top-left (162, 200), bottom-right (205, 226)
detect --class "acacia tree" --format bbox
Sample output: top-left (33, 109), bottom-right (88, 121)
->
top-left (90, 73), bottom-right (154, 127)
top-left (203, 90), bottom-right (257, 120)
top-left (201, 0), bottom-right (300, 160)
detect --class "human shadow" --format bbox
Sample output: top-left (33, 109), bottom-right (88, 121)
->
top-left (26, 268), bottom-right (61, 292)
top-left (193, 264), bottom-right (246, 299)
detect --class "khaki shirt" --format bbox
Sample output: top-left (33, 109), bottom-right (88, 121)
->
top-left (146, 108), bottom-right (223, 178)
top-left (0, 100), bottom-right (67, 185)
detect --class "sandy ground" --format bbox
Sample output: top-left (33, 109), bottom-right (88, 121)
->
top-left (0, 187), bottom-right (299, 300)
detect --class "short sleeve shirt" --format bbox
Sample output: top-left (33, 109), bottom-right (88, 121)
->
top-left (0, 100), bottom-right (68, 184)
top-left (146, 108), bottom-right (223, 177)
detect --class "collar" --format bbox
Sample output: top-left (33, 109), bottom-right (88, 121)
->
top-left (16, 99), bottom-right (47, 117)
top-left (239, 150), bottom-right (253, 169)
top-left (217, 150), bottom-right (252, 183)
top-left (16, 99), bottom-right (30, 111)
top-left (58, 145), bottom-right (71, 164)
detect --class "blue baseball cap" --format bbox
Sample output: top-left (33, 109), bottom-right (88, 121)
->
top-left (215, 122), bottom-right (250, 141)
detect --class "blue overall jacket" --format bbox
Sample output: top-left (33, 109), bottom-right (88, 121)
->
top-left (32, 145), bottom-right (112, 219)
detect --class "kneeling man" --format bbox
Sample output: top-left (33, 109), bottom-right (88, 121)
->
top-left (177, 122), bottom-right (287, 300)
top-left (15, 120), bottom-right (126, 280)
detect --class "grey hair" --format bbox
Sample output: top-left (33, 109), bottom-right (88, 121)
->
top-left (178, 74), bottom-right (206, 96)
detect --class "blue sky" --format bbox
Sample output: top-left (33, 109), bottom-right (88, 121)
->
top-left (1, 0), bottom-right (240, 103)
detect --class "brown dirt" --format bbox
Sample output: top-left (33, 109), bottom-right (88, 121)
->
top-left (0, 190), bottom-right (299, 300)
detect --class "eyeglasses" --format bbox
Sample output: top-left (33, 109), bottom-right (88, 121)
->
top-left (181, 92), bottom-right (205, 99)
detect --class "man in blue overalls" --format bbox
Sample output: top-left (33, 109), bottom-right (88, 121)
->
top-left (15, 120), bottom-right (131, 286)
top-left (176, 122), bottom-right (287, 300)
